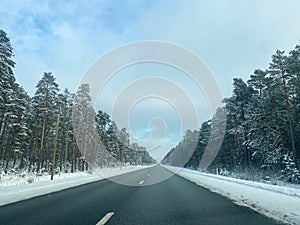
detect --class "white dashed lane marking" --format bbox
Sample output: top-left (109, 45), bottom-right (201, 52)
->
top-left (139, 180), bottom-right (145, 185)
top-left (96, 212), bottom-right (114, 225)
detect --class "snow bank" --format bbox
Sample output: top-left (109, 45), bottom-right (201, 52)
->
top-left (0, 165), bottom-right (152, 207)
top-left (164, 166), bottom-right (300, 225)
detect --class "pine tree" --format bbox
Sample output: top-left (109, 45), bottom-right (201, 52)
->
top-left (184, 121), bottom-right (211, 169)
top-left (31, 72), bottom-right (59, 172)
top-left (0, 30), bottom-right (16, 169)
top-left (269, 50), bottom-right (296, 159)
top-left (287, 45), bottom-right (300, 166)
top-left (174, 43), bottom-right (300, 183)
top-left (0, 30), bottom-right (15, 133)
top-left (57, 89), bottom-right (74, 172)
top-left (73, 83), bottom-right (94, 170)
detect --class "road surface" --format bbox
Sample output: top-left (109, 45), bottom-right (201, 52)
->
top-left (0, 165), bottom-right (283, 225)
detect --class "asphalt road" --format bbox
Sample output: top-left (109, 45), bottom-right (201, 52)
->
top-left (0, 165), bottom-right (283, 225)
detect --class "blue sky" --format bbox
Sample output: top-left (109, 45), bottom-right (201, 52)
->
top-left (1, 0), bottom-right (300, 161)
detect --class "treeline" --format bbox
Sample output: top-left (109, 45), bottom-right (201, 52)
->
top-left (0, 29), bottom-right (155, 174)
top-left (163, 43), bottom-right (300, 184)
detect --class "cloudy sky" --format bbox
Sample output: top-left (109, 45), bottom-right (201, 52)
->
top-left (1, 0), bottom-right (300, 160)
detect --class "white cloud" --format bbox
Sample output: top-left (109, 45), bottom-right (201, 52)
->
top-left (1, 0), bottom-right (300, 159)
top-left (2, 0), bottom-right (300, 95)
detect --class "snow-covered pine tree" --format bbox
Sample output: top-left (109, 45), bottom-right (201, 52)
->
top-left (73, 83), bottom-right (95, 171)
top-left (57, 89), bottom-right (74, 172)
top-left (31, 72), bottom-right (59, 173)
top-left (0, 30), bottom-right (16, 170)
top-left (286, 45), bottom-right (300, 167)
top-left (269, 50), bottom-right (296, 160)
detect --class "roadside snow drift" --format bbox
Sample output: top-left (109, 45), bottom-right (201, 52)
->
top-left (164, 166), bottom-right (300, 225)
top-left (0, 165), bottom-right (151, 206)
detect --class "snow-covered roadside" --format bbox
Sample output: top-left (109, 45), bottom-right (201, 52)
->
top-left (163, 166), bottom-right (300, 225)
top-left (0, 165), bottom-right (153, 207)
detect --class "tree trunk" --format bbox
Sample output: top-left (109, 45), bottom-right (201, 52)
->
top-left (29, 130), bottom-right (38, 172)
top-left (51, 113), bottom-right (60, 180)
top-left (0, 117), bottom-right (8, 163)
top-left (39, 115), bottom-right (47, 171)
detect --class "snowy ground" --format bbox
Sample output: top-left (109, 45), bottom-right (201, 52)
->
top-left (0, 165), bottom-right (152, 207)
top-left (2, 165), bottom-right (299, 224)
top-left (163, 166), bottom-right (300, 225)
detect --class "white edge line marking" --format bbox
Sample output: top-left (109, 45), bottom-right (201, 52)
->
top-left (96, 212), bottom-right (114, 225)
top-left (139, 180), bottom-right (145, 185)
